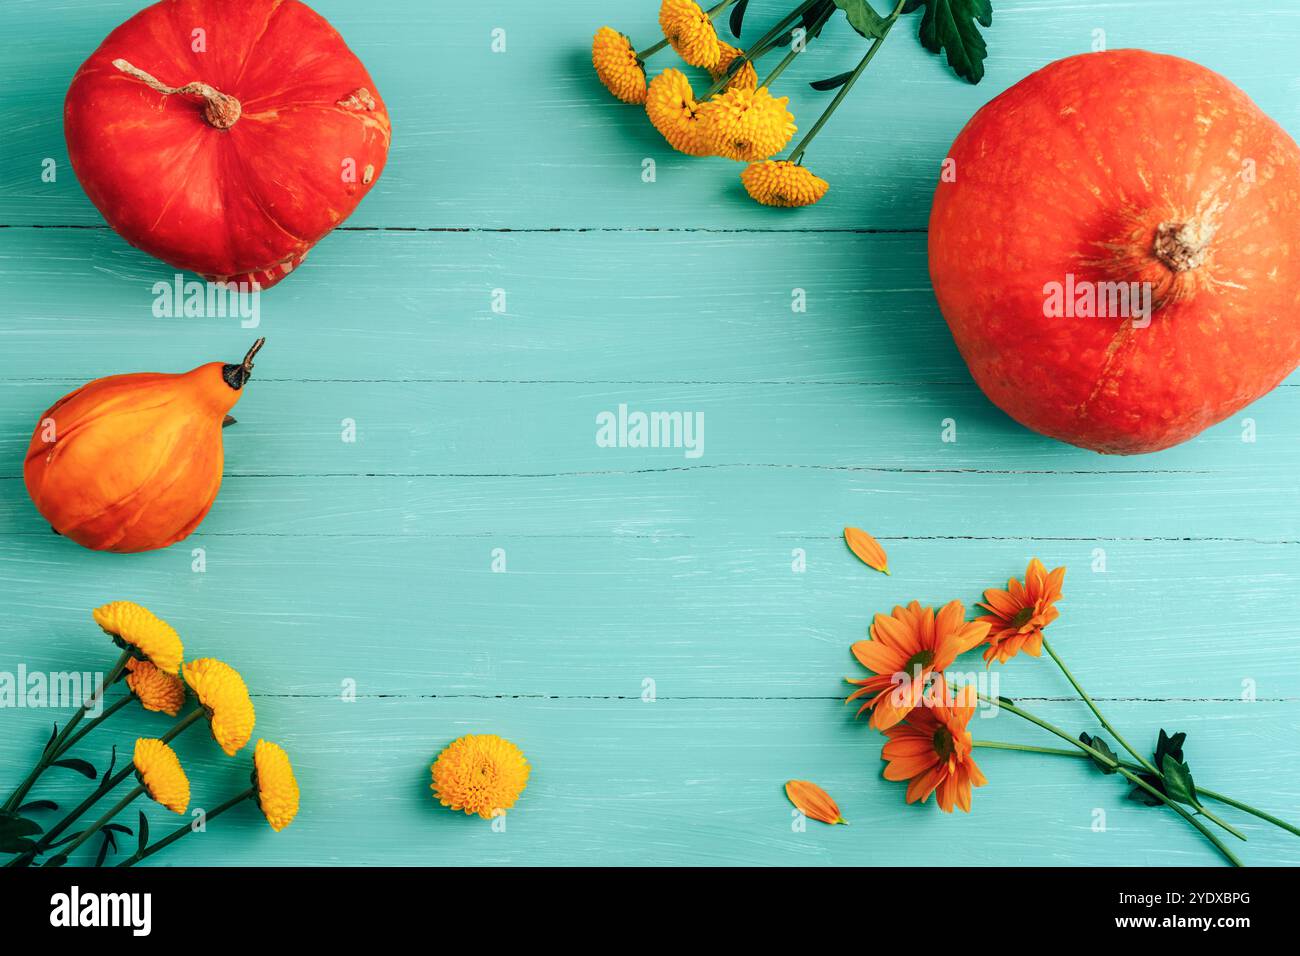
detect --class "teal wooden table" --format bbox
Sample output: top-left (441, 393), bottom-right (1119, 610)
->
top-left (1, 0), bottom-right (1298, 866)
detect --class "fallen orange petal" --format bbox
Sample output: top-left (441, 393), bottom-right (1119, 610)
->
top-left (844, 527), bottom-right (890, 575)
top-left (785, 780), bottom-right (847, 825)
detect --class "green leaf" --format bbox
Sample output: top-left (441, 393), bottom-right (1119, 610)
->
top-left (904, 0), bottom-right (993, 84)
top-left (1079, 732), bottom-right (1119, 775)
top-left (95, 832), bottom-right (112, 867)
top-left (17, 800), bottom-right (58, 813)
top-left (51, 757), bottom-right (97, 780)
top-left (137, 811), bottom-right (150, 854)
top-left (1160, 753), bottom-right (1202, 808)
top-left (1155, 729), bottom-right (1187, 766)
top-left (0, 812), bottom-right (43, 854)
top-left (835, 0), bottom-right (890, 39)
top-left (810, 70), bottom-right (856, 92)
top-left (729, 0), bottom-right (750, 38)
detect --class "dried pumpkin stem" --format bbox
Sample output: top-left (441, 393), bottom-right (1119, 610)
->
top-left (112, 58), bottom-right (242, 130)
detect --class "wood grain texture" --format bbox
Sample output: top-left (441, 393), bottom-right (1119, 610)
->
top-left (1, 0), bottom-right (1299, 866)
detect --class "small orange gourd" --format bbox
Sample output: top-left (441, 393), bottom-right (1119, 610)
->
top-left (23, 340), bottom-right (266, 553)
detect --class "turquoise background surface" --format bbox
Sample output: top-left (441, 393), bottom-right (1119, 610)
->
top-left (1, 0), bottom-right (1298, 865)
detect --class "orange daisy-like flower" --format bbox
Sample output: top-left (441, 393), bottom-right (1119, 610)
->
top-left (133, 738), bottom-right (190, 814)
top-left (711, 41), bottom-right (757, 92)
top-left (742, 160), bottom-right (829, 208)
top-left (881, 680), bottom-right (987, 813)
top-left (646, 68), bottom-right (711, 156)
top-left (591, 27), bottom-right (647, 104)
top-left (976, 559), bottom-right (1066, 664)
top-left (659, 0), bottom-right (721, 69)
top-left (846, 600), bottom-right (990, 730)
top-left (696, 86), bottom-right (796, 162)
top-left (125, 657), bottom-right (187, 717)
top-left (431, 733), bottom-right (530, 819)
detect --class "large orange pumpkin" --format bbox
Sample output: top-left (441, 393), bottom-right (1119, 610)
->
top-left (24, 341), bottom-right (265, 553)
top-left (929, 50), bottom-right (1300, 454)
top-left (64, 0), bottom-right (391, 289)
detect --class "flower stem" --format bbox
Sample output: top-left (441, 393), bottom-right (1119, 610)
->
top-left (760, 45), bottom-right (802, 90)
top-left (705, 0), bottom-right (821, 98)
top-left (976, 695), bottom-right (1243, 866)
top-left (41, 784), bottom-right (144, 866)
top-left (974, 740), bottom-right (1300, 840)
top-left (788, 0), bottom-right (906, 165)
top-left (57, 694), bottom-right (134, 755)
top-left (117, 787), bottom-right (255, 868)
top-left (1, 649), bottom-right (132, 814)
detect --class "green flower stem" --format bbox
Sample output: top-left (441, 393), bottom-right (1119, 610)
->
top-left (976, 695), bottom-right (1242, 866)
top-left (41, 784), bottom-right (144, 866)
top-left (2, 649), bottom-right (132, 814)
top-left (974, 740), bottom-right (1300, 840)
top-left (704, 0), bottom-right (821, 98)
top-left (117, 787), bottom-right (255, 868)
top-left (759, 45), bottom-right (802, 90)
top-left (638, 0), bottom-right (738, 61)
top-left (788, 0), bottom-right (906, 165)
top-left (57, 694), bottom-right (134, 755)
top-left (1040, 636), bottom-right (1158, 775)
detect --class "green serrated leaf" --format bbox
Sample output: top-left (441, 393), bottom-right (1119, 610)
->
top-left (1160, 753), bottom-right (1201, 808)
top-left (1128, 785), bottom-right (1164, 807)
top-left (51, 757), bottom-right (97, 780)
top-left (834, 0), bottom-right (890, 39)
top-left (1079, 732), bottom-right (1119, 775)
top-left (906, 0), bottom-right (992, 84)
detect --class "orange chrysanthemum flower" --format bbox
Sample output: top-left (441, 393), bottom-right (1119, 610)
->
top-left (646, 68), bottom-right (711, 156)
top-left (846, 600), bottom-right (990, 730)
top-left (133, 738), bottom-right (190, 814)
top-left (742, 160), bottom-right (829, 208)
top-left (881, 680), bottom-right (987, 813)
top-left (182, 658), bottom-right (256, 756)
top-left (93, 601), bottom-right (184, 675)
top-left (976, 559), bottom-right (1066, 664)
top-left (659, 0), bottom-right (721, 69)
top-left (125, 657), bottom-right (187, 717)
top-left (431, 733), bottom-right (530, 819)
top-left (254, 740), bottom-right (301, 832)
top-left (591, 27), bottom-right (647, 104)
top-left (696, 86), bottom-right (795, 162)
top-left (711, 41), bottom-right (757, 92)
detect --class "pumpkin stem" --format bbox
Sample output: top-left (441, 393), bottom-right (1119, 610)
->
top-left (1154, 219), bottom-right (1214, 273)
top-left (222, 338), bottom-right (266, 391)
top-left (111, 58), bottom-right (242, 130)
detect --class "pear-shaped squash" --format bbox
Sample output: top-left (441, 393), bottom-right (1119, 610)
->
top-left (24, 340), bottom-right (265, 553)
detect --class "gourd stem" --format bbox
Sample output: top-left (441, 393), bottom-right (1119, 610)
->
top-left (112, 58), bottom-right (242, 130)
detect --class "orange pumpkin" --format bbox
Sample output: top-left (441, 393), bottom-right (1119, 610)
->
top-left (24, 340), bottom-right (265, 553)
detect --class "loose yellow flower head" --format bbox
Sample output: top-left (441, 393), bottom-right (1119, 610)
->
top-left (659, 0), bottom-right (721, 69)
top-left (133, 738), bottom-right (190, 814)
top-left (182, 658), bottom-right (255, 756)
top-left (591, 27), bottom-right (647, 104)
top-left (431, 733), bottom-right (530, 819)
top-left (646, 68), bottom-right (711, 157)
top-left (742, 160), bottom-right (829, 207)
top-left (125, 657), bottom-right (187, 717)
top-left (253, 740), bottom-right (300, 832)
top-left (711, 41), bottom-right (757, 92)
top-left (696, 86), bottom-right (796, 162)
top-left (93, 601), bottom-right (183, 675)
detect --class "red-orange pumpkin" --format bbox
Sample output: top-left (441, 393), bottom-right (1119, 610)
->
top-left (64, 0), bottom-right (391, 290)
top-left (929, 51), bottom-right (1300, 454)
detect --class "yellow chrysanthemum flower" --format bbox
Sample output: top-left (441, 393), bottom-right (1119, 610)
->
top-left (182, 658), bottom-right (255, 756)
top-left (591, 27), bottom-right (648, 104)
top-left (646, 68), bottom-right (711, 156)
top-left (93, 601), bottom-right (184, 675)
top-left (696, 86), bottom-right (796, 162)
top-left (711, 41), bottom-right (757, 92)
top-left (125, 657), bottom-right (187, 717)
top-left (431, 733), bottom-right (530, 819)
top-left (133, 738), bottom-right (190, 814)
top-left (659, 0), bottom-right (721, 69)
top-left (253, 740), bottom-right (300, 832)
top-left (742, 160), bottom-right (829, 207)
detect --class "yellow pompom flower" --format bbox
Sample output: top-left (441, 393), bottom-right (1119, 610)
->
top-left (591, 27), bottom-right (648, 104)
top-left (133, 738), bottom-right (190, 814)
top-left (646, 68), bottom-right (711, 157)
top-left (696, 86), bottom-right (796, 162)
top-left (659, 0), bottom-right (721, 69)
top-left (125, 657), bottom-right (187, 717)
top-left (711, 42), bottom-right (757, 92)
top-left (182, 658), bottom-right (256, 756)
top-left (253, 740), bottom-right (300, 832)
top-left (742, 160), bottom-right (829, 207)
top-left (431, 733), bottom-right (530, 819)
top-left (93, 601), bottom-right (183, 675)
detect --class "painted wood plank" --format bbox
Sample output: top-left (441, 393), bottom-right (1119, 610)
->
top-left (2, 1), bottom-right (1299, 229)
top-left (1, 697), bottom-right (1295, 866)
